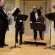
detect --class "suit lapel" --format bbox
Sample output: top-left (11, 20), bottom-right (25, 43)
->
top-left (0, 6), bottom-right (6, 14)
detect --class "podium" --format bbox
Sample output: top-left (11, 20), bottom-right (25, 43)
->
top-left (45, 12), bottom-right (55, 49)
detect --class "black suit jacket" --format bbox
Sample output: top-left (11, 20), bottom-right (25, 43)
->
top-left (0, 6), bottom-right (8, 29)
top-left (30, 9), bottom-right (41, 23)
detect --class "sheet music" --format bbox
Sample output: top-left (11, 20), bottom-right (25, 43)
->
top-left (11, 7), bottom-right (17, 14)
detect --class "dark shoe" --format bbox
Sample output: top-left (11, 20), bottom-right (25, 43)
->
top-left (16, 41), bottom-right (18, 43)
top-left (19, 42), bottom-right (22, 45)
top-left (41, 38), bottom-right (43, 40)
top-left (16, 39), bottom-right (18, 43)
top-left (35, 44), bottom-right (38, 46)
top-left (4, 44), bottom-right (8, 46)
top-left (0, 45), bottom-right (4, 48)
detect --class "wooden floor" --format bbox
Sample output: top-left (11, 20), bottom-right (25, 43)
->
top-left (0, 24), bottom-right (55, 55)
top-left (0, 34), bottom-right (55, 55)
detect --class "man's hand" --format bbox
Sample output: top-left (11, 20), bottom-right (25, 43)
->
top-left (7, 11), bottom-right (11, 15)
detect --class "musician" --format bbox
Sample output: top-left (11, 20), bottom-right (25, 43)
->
top-left (30, 6), bottom-right (43, 40)
top-left (0, 0), bottom-right (11, 47)
top-left (14, 9), bottom-right (24, 45)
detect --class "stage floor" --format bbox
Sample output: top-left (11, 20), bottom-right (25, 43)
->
top-left (0, 34), bottom-right (55, 55)
top-left (0, 24), bottom-right (55, 55)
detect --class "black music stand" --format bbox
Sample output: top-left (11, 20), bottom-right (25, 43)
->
top-left (24, 21), bottom-right (46, 46)
top-left (10, 8), bottom-right (28, 48)
top-left (45, 13), bottom-right (55, 50)
top-left (11, 15), bottom-right (28, 49)
top-left (17, 14), bottom-right (28, 21)
top-left (29, 21), bottom-right (46, 46)
top-left (10, 15), bottom-right (28, 49)
top-left (30, 21), bottom-right (46, 31)
top-left (31, 22), bottom-right (42, 45)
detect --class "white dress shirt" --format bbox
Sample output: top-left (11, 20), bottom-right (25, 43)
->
top-left (35, 12), bottom-right (38, 21)
top-left (3, 9), bottom-right (6, 13)
top-left (30, 12), bottom-right (38, 23)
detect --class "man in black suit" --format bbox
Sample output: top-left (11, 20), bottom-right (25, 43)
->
top-left (0, 0), bottom-right (11, 47)
top-left (30, 6), bottom-right (43, 41)
top-left (14, 10), bottom-right (24, 45)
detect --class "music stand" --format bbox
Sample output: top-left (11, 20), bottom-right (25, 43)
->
top-left (45, 13), bottom-right (55, 50)
top-left (30, 21), bottom-right (46, 31)
top-left (30, 21), bottom-right (46, 46)
top-left (10, 14), bottom-right (28, 49)
top-left (16, 14), bottom-right (28, 21)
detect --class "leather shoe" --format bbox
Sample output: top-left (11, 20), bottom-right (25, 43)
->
top-left (0, 45), bottom-right (4, 48)
top-left (19, 42), bottom-right (22, 45)
top-left (4, 44), bottom-right (8, 46)
top-left (41, 38), bottom-right (44, 40)
top-left (16, 39), bottom-right (18, 43)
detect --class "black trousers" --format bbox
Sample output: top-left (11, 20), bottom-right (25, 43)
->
top-left (0, 28), bottom-right (7, 46)
top-left (33, 29), bottom-right (42, 40)
top-left (15, 27), bottom-right (23, 43)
